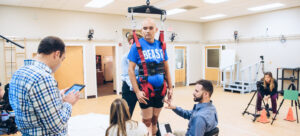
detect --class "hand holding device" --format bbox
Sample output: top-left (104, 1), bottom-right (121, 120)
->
top-left (64, 84), bottom-right (85, 95)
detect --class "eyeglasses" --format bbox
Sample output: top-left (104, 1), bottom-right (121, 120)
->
top-left (143, 26), bottom-right (154, 30)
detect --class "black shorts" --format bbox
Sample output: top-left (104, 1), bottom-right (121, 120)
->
top-left (139, 89), bottom-right (166, 109)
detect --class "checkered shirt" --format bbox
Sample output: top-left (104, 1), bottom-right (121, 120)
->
top-left (9, 59), bottom-right (72, 136)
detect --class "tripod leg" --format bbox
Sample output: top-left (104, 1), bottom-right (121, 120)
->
top-left (271, 99), bottom-right (284, 125)
top-left (243, 91), bottom-right (257, 115)
top-left (253, 92), bottom-right (260, 122)
top-left (298, 99), bottom-right (300, 110)
top-left (253, 107), bottom-right (258, 122)
top-left (295, 101), bottom-right (299, 123)
top-left (262, 99), bottom-right (266, 106)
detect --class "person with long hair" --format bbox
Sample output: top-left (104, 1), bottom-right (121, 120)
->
top-left (105, 98), bottom-right (148, 136)
top-left (256, 72), bottom-right (278, 118)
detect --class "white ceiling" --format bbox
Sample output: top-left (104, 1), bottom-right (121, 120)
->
top-left (1, 0), bottom-right (300, 22)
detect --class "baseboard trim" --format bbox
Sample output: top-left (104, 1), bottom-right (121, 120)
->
top-left (87, 95), bottom-right (96, 99)
top-left (189, 82), bottom-right (196, 85)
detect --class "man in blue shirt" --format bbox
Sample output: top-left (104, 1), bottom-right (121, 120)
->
top-left (165, 80), bottom-right (218, 136)
top-left (9, 36), bottom-right (80, 135)
top-left (128, 18), bottom-right (173, 135)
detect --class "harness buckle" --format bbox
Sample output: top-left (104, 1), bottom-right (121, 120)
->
top-left (140, 76), bottom-right (148, 82)
top-left (141, 60), bottom-right (146, 64)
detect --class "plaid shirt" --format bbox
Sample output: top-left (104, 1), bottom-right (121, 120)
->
top-left (9, 59), bottom-right (72, 136)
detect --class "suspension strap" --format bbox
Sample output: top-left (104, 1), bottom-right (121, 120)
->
top-left (133, 30), bottom-right (148, 78)
top-left (159, 30), bottom-right (168, 97)
top-left (133, 30), bottom-right (155, 98)
top-left (133, 30), bottom-right (168, 98)
top-left (159, 30), bottom-right (166, 62)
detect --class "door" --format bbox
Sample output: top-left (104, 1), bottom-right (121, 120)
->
top-left (175, 46), bottom-right (186, 86)
top-left (205, 46), bottom-right (220, 83)
top-left (54, 46), bottom-right (84, 96)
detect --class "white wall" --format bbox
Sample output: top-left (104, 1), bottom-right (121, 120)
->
top-left (203, 7), bottom-right (300, 41)
top-left (0, 41), bottom-right (4, 88)
top-left (0, 5), bottom-right (203, 97)
top-left (203, 7), bottom-right (300, 89)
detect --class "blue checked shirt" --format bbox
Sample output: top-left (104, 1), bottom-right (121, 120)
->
top-left (9, 59), bottom-right (72, 136)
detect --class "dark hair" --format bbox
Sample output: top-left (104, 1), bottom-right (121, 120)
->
top-left (196, 80), bottom-right (214, 97)
top-left (37, 36), bottom-right (65, 57)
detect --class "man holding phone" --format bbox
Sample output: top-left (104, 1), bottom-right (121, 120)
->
top-left (9, 36), bottom-right (80, 135)
top-left (65, 84), bottom-right (85, 95)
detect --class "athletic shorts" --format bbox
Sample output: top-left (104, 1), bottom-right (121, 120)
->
top-left (139, 89), bottom-right (166, 109)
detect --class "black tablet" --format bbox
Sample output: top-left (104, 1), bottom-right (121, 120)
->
top-left (65, 84), bottom-right (85, 95)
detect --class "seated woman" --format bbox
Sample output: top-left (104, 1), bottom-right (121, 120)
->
top-left (105, 98), bottom-right (148, 136)
top-left (256, 72), bottom-right (278, 118)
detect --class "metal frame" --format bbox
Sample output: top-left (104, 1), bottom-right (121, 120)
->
top-left (221, 56), bottom-right (264, 94)
top-left (128, 0), bottom-right (166, 30)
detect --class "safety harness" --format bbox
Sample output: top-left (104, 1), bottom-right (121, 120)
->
top-left (132, 30), bottom-right (168, 98)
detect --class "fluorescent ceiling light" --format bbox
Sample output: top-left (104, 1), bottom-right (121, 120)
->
top-left (204, 0), bottom-right (228, 4)
top-left (167, 8), bottom-right (187, 15)
top-left (200, 14), bottom-right (226, 20)
top-left (248, 3), bottom-right (284, 11)
top-left (85, 0), bottom-right (114, 8)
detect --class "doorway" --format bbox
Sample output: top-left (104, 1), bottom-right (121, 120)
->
top-left (175, 46), bottom-right (186, 87)
top-left (205, 46), bottom-right (220, 84)
top-left (95, 46), bottom-right (115, 97)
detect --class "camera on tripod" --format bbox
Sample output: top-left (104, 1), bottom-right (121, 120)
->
top-left (256, 81), bottom-right (264, 91)
top-left (260, 55), bottom-right (264, 63)
top-left (256, 81), bottom-right (263, 86)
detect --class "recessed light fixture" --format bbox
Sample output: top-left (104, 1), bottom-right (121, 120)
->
top-left (204, 0), bottom-right (228, 4)
top-left (200, 14), bottom-right (226, 20)
top-left (248, 3), bottom-right (284, 11)
top-left (167, 8), bottom-right (187, 15)
top-left (85, 0), bottom-right (114, 8)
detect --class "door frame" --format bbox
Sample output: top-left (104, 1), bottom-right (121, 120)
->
top-left (203, 45), bottom-right (221, 82)
top-left (92, 44), bottom-right (119, 97)
top-left (173, 45), bottom-right (190, 87)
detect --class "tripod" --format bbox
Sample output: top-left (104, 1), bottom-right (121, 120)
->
top-left (242, 90), bottom-right (260, 122)
top-left (242, 89), bottom-right (273, 122)
top-left (242, 56), bottom-right (267, 122)
top-left (271, 78), bottom-right (300, 125)
top-left (288, 78), bottom-right (300, 110)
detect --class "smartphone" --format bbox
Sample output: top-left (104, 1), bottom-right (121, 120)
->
top-left (65, 84), bottom-right (85, 95)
